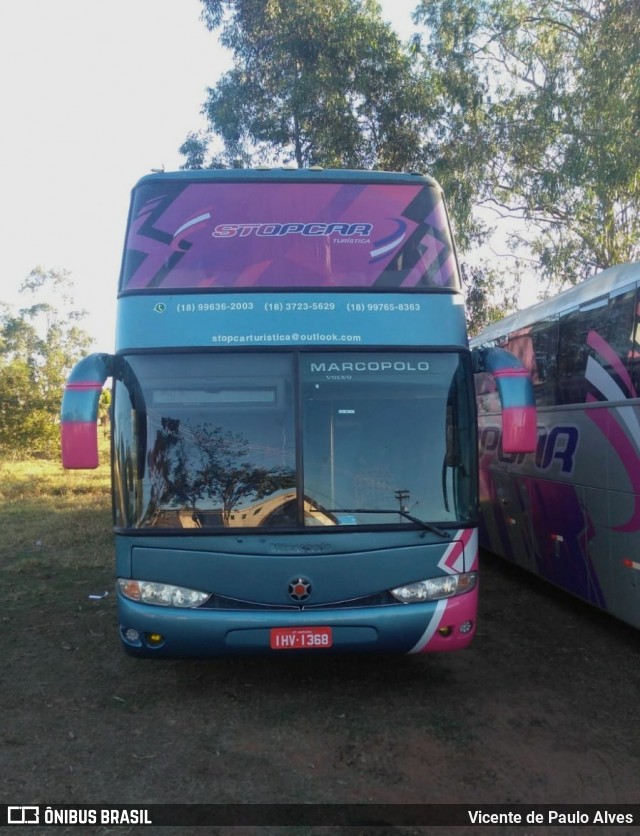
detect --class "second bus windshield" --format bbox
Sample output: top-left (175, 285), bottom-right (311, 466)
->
top-left (112, 351), bottom-right (476, 530)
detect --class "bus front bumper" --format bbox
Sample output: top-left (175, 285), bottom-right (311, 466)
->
top-left (116, 587), bottom-right (478, 658)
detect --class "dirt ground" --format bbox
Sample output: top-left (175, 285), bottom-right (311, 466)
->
top-left (2, 550), bottom-right (640, 836)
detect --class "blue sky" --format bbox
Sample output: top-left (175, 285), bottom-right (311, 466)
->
top-left (0, 0), bottom-right (436, 352)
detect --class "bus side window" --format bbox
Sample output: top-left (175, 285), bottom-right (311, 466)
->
top-left (474, 371), bottom-right (499, 414)
top-left (504, 322), bottom-right (559, 408)
top-left (557, 308), bottom-right (584, 405)
top-left (577, 295), bottom-right (609, 403)
top-left (632, 290), bottom-right (640, 396)
top-left (581, 289), bottom-right (636, 401)
top-left (529, 318), bottom-right (558, 407)
top-left (605, 287), bottom-right (639, 397)
top-left (505, 329), bottom-right (533, 379)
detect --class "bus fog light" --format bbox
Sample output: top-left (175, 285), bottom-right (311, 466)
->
top-left (459, 620), bottom-right (473, 634)
top-left (146, 633), bottom-right (165, 646)
top-left (117, 578), bottom-right (210, 608)
top-left (123, 628), bottom-right (140, 644)
top-left (390, 572), bottom-right (477, 603)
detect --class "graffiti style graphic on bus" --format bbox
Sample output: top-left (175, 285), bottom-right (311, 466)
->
top-left (585, 329), bottom-right (640, 533)
top-left (120, 180), bottom-right (458, 291)
top-left (479, 424), bottom-right (579, 475)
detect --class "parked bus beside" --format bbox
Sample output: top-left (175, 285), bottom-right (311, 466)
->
top-left (472, 262), bottom-right (640, 630)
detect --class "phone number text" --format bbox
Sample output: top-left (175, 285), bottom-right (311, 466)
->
top-left (176, 301), bottom-right (421, 313)
top-left (346, 302), bottom-right (421, 312)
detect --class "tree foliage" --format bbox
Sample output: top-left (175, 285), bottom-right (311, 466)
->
top-left (413, 0), bottom-right (640, 287)
top-left (0, 267), bottom-right (93, 458)
top-left (461, 263), bottom-right (518, 336)
top-left (183, 0), bottom-right (434, 172)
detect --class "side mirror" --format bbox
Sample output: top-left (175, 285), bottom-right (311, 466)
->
top-left (61, 353), bottom-right (113, 469)
top-left (502, 403), bottom-right (537, 454)
top-left (472, 347), bottom-right (537, 453)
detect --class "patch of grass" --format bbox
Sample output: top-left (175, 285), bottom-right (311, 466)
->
top-left (0, 440), bottom-right (113, 573)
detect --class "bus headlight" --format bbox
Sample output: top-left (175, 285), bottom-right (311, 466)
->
top-left (390, 572), bottom-right (477, 604)
top-left (118, 578), bottom-right (210, 608)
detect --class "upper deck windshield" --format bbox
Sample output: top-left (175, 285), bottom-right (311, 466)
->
top-left (119, 179), bottom-right (460, 292)
top-left (112, 351), bottom-right (477, 531)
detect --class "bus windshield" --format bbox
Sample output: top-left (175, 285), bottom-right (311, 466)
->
top-left (112, 351), bottom-right (477, 531)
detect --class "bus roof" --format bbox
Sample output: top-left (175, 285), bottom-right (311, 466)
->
top-left (473, 261), bottom-right (640, 343)
top-left (133, 167), bottom-right (442, 190)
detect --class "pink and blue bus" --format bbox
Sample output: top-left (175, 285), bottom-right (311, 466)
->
top-left (473, 261), bottom-right (640, 630)
top-left (61, 168), bottom-right (535, 657)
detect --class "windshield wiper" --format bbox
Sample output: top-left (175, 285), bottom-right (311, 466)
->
top-left (326, 508), bottom-right (452, 539)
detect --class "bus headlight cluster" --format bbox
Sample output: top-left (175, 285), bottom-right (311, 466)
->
top-left (390, 572), bottom-right (477, 604)
top-left (118, 578), bottom-right (210, 608)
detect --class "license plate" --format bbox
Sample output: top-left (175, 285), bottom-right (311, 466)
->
top-left (270, 626), bottom-right (333, 650)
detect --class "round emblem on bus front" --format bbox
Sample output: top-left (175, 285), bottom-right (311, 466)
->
top-left (288, 577), bottom-right (312, 602)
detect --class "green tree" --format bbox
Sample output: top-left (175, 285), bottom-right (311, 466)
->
top-left (183, 0), bottom-right (434, 172)
top-left (413, 0), bottom-right (640, 288)
top-left (461, 263), bottom-right (517, 337)
top-left (0, 267), bottom-right (93, 458)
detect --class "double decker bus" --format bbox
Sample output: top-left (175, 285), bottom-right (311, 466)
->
top-left (473, 261), bottom-right (640, 630)
top-left (61, 168), bottom-right (535, 658)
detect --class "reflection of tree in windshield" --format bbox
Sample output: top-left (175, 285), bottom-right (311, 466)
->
top-left (147, 418), bottom-right (295, 526)
top-left (147, 418), bottom-right (197, 516)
